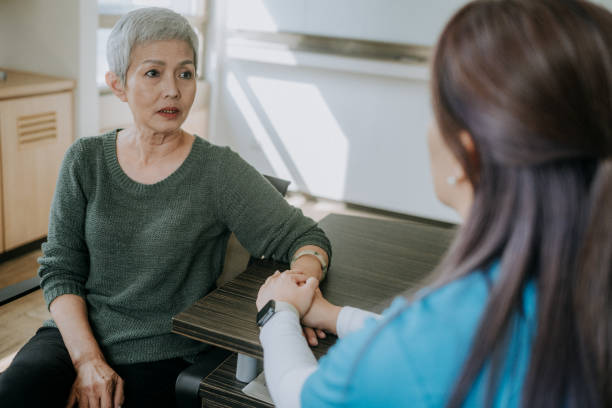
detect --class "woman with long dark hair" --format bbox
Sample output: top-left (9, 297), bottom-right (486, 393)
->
top-left (255, 0), bottom-right (612, 406)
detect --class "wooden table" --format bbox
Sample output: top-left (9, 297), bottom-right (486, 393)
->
top-left (172, 213), bottom-right (455, 406)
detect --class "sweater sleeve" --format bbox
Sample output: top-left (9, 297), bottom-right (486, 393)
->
top-left (215, 148), bottom-right (331, 265)
top-left (38, 139), bottom-right (90, 309)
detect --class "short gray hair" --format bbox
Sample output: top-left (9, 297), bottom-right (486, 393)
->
top-left (107, 7), bottom-right (199, 86)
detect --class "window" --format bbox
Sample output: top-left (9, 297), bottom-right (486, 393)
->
top-left (97, 0), bottom-right (207, 88)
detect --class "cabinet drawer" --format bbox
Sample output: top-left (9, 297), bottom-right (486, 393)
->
top-left (0, 91), bottom-right (74, 250)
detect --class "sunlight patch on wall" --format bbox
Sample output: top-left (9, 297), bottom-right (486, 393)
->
top-left (247, 76), bottom-right (348, 199)
top-left (226, 72), bottom-right (293, 181)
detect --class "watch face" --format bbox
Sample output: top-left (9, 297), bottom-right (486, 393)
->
top-left (257, 300), bottom-right (276, 327)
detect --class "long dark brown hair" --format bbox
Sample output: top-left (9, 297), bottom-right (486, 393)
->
top-left (430, 0), bottom-right (612, 406)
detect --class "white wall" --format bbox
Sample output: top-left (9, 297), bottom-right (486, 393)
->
top-left (0, 0), bottom-right (99, 139)
top-left (209, 1), bottom-right (460, 222)
top-left (210, 0), bottom-right (612, 222)
top-left (594, 0), bottom-right (612, 9)
top-left (227, 0), bottom-right (469, 46)
top-left (0, 0), bottom-right (79, 78)
top-left (78, 0), bottom-right (100, 138)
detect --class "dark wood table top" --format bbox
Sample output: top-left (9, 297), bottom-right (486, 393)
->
top-left (172, 213), bottom-right (455, 359)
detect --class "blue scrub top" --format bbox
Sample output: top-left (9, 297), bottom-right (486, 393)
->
top-left (301, 262), bottom-right (537, 407)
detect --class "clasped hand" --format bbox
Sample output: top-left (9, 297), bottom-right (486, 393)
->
top-left (256, 271), bottom-right (338, 344)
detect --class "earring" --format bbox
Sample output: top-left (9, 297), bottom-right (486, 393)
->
top-left (446, 176), bottom-right (458, 185)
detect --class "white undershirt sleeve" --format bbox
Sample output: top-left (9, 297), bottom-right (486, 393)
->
top-left (260, 306), bottom-right (382, 408)
top-left (260, 310), bottom-right (318, 408)
top-left (336, 306), bottom-right (381, 338)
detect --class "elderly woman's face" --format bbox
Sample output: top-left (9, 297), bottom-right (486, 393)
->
top-left (122, 39), bottom-right (196, 134)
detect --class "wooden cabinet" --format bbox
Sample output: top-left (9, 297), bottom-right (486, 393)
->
top-left (0, 69), bottom-right (75, 251)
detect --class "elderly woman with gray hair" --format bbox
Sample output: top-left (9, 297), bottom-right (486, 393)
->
top-left (0, 7), bottom-right (330, 408)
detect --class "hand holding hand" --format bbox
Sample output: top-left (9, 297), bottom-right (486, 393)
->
top-left (256, 271), bottom-right (318, 317)
top-left (301, 288), bottom-right (341, 336)
top-left (279, 271), bottom-right (329, 345)
top-left (67, 356), bottom-right (124, 408)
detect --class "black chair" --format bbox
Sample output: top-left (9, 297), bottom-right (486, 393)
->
top-left (175, 174), bottom-right (290, 408)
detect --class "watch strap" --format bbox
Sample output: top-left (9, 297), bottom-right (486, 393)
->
top-left (290, 249), bottom-right (328, 278)
top-left (257, 300), bottom-right (299, 327)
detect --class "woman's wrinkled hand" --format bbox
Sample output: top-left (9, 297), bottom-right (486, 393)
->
top-left (256, 271), bottom-right (318, 317)
top-left (66, 357), bottom-right (124, 408)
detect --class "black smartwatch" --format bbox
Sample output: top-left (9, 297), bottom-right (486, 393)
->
top-left (256, 300), bottom-right (299, 327)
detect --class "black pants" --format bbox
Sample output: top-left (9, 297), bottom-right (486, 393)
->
top-left (0, 327), bottom-right (191, 408)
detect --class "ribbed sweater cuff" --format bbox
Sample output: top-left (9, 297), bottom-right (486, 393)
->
top-left (288, 236), bottom-right (333, 277)
top-left (43, 282), bottom-right (86, 310)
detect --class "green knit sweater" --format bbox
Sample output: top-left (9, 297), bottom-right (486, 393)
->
top-left (38, 130), bottom-right (331, 365)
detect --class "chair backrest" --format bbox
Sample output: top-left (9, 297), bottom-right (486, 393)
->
top-left (216, 174), bottom-right (290, 287)
top-left (263, 174), bottom-right (290, 197)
